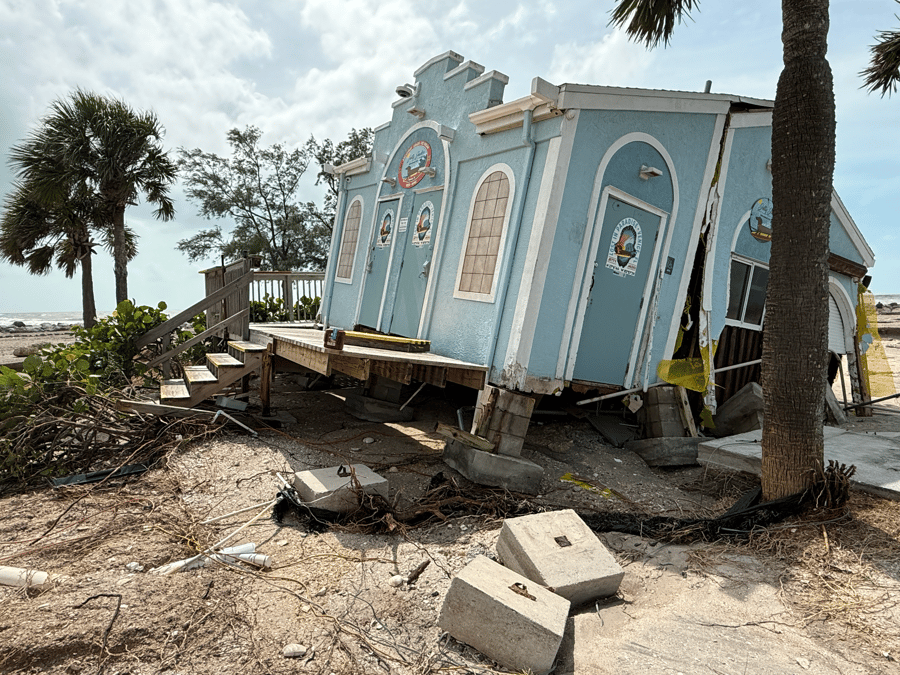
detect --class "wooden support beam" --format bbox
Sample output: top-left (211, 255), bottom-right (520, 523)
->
top-left (446, 367), bottom-right (486, 390)
top-left (260, 343), bottom-right (274, 417)
top-left (371, 360), bottom-right (413, 384)
top-left (411, 364), bottom-right (448, 388)
top-left (116, 400), bottom-right (219, 419)
top-left (331, 356), bottom-right (371, 381)
top-left (434, 422), bottom-right (496, 452)
top-left (275, 339), bottom-right (332, 376)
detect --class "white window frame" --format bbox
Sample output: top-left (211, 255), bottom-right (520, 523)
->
top-left (335, 196), bottom-right (364, 284)
top-left (453, 164), bottom-right (515, 303)
top-left (724, 253), bottom-right (768, 330)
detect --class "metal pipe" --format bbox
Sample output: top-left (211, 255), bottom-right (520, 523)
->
top-left (576, 380), bottom-right (667, 406)
top-left (399, 381), bottom-right (427, 411)
top-left (212, 410), bottom-right (258, 437)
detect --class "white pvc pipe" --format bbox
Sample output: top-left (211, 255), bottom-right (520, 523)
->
top-left (0, 565), bottom-right (54, 589)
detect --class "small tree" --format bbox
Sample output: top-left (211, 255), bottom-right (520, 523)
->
top-left (8, 90), bottom-right (177, 304)
top-left (177, 126), bottom-right (373, 271)
top-left (1, 176), bottom-right (101, 328)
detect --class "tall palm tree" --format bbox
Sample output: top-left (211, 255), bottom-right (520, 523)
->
top-left (611, 0), bottom-right (899, 499)
top-left (8, 90), bottom-right (177, 304)
top-left (1, 176), bottom-right (101, 328)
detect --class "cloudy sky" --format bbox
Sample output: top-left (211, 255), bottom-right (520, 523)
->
top-left (1, 0), bottom-right (898, 315)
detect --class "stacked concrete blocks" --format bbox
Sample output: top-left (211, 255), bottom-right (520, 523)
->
top-left (442, 385), bottom-right (544, 494)
top-left (438, 555), bottom-right (570, 675)
top-left (497, 509), bottom-right (624, 606)
top-left (292, 464), bottom-right (389, 513)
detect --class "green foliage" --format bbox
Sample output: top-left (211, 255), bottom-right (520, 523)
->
top-left (250, 294), bottom-right (321, 322)
top-left (0, 300), bottom-right (211, 481)
top-left (177, 126), bottom-right (373, 272)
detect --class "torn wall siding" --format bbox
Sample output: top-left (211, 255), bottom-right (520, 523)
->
top-left (320, 51), bottom-right (874, 404)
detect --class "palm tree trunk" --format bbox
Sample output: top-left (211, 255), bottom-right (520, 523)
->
top-left (761, 0), bottom-right (835, 500)
top-left (81, 249), bottom-right (97, 329)
top-left (113, 207), bottom-right (128, 304)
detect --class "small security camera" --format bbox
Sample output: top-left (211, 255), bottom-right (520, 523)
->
top-left (396, 83), bottom-right (415, 98)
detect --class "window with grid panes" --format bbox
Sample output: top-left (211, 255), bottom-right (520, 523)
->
top-left (336, 198), bottom-right (362, 281)
top-left (458, 171), bottom-right (510, 296)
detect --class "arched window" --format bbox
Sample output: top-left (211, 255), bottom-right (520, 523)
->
top-left (455, 167), bottom-right (514, 301)
top-left (335, 197), bottom-right (363, 282)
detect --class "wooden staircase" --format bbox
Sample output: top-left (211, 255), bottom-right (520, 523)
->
top-left (160, 340), bottom-right (267, 408)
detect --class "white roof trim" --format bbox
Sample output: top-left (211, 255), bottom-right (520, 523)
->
top-left (832, 190), bottom-right (875, 267)
top-left (729, 110), bottom-right (773, 128)
top-left (334, 156), bottom-right (371, 176)
top-left (444, 59), bottom-right (485, 81)
top-left (373, 120), bottom-right (390, 133)
top-left (557, 83), bottom-right (768, 115)
top-left (463, 69), bottom-right (510, 90)
top-left (468, 77), bottom-right (560, 135)
top-left (413, 50), bottom-right (463, 78)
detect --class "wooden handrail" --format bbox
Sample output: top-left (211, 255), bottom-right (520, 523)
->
top-left (143, 307), bottom-right (250, 371)
top-left (136, 271), bottom-right (253, 349)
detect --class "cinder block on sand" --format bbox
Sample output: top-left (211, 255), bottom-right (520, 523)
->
top-left (443, 440), bottom-right (543, 494)
top-left (292, 464), bottom-right (388, 513)
top-left (438, 555), bottom-right (569, 675)
top-left (496, 509), bottom-right (623, 606)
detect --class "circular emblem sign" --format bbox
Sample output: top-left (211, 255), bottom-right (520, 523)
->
top-left (398, 140), bottom-right (432, 188)
top-left (377, 209), bottom-right (394, 248)
top-left (748, 198), bottom-right (773, 242)
top-left (412, 201), bottom-right (434, 248)
top-left (606, 217), bottom-right (642, 277)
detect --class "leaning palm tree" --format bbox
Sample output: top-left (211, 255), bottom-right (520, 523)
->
top-left (1, 177), bottom-right (101, 328)
top-left (610, 0), bottom-right (899, 500)
top-left (8, 90), bottom-right (177, 304)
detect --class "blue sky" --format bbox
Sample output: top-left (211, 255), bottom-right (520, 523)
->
top-left (1, 0), bottom-right (898, 314)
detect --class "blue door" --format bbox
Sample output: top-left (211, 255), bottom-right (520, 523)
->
top-left (358, 199), bottom-right (398, 329)
top-left (388, 192), bottom-right (441, 338)
top-left (572, 195), bottom-right (663, 385)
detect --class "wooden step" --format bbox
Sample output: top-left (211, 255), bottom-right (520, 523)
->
top-left (160, 379), bottom-right (190, 403)
top-left (228, 340), bottom-right (267, 355)
top-left (206, 352), bottom-right (243, 378)
top-left (183, 366), bottom-right (217, 395)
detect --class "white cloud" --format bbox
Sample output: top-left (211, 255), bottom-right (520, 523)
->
top-left (547, 30), bottom-right (656, 87)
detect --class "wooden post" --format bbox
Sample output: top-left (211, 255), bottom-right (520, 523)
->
top-left (260, 343), bottom-right (274, 417)
top-left (161, 333), bottom-right (172, 379)
top-left (852, 334), bottom-right (873, 417)
top-left (284, 275), bottom-right (295, 322)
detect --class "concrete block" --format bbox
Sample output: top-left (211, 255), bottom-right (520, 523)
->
top-left (496, 509), bottom-right (623, 606)
top-left (344, 391), bottom-right (414, 422)
top-left (711, 382), bottom-right (763, 437)
top-left (640, 386), bottom-right (687, 438)
top-left (624, 437), bottom-right (702, 467)
top-left (438, 555), bottom-right (570, 675)
top-left (443, 441), bottom-right (543, 495)
top-left (292, 464), bottom-right (389, 513)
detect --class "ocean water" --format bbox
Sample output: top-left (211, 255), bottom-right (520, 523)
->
top-left (0, 311), bottom-right (111, 329)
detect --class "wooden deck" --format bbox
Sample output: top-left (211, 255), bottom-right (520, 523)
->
top-left (249, 325), bottom-right (488, 390)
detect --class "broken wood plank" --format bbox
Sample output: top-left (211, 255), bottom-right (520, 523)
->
top-left (116, 400), bottom-right (220, 418)
top-left (434, 422), bottom-right (496, 452)
top-left (676, 385), bottom-right (699, 437)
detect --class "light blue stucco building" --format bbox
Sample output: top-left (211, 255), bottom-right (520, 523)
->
top-left (320, 51), bottom-right (874, 410)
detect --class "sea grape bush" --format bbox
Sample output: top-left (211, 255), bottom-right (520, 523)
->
top-left (249, 294), bottom-right (321, 322)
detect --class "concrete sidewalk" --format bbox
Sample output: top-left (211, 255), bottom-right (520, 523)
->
top-left (699, 427), bottom-right (900, 499)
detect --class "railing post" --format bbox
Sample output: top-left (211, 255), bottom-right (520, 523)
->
top-left (242, 256), bottom-right (251, 340)
top-left (285, 275), bottom-right (295, 322)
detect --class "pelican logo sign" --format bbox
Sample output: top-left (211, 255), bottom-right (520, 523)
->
top-left (412, 201), bottom-right (433, 248)
top-left (377, 209), bottom-right (394, 248)
top-left (748, 198), bottom-right (773, 242)
top-left (397, 140), bottom-right (432, 189)
top-left (606, 217), bottom-right (642, 277)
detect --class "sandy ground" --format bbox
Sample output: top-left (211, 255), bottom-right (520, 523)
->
top-left (0, 311), bottom-right (898, 674)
